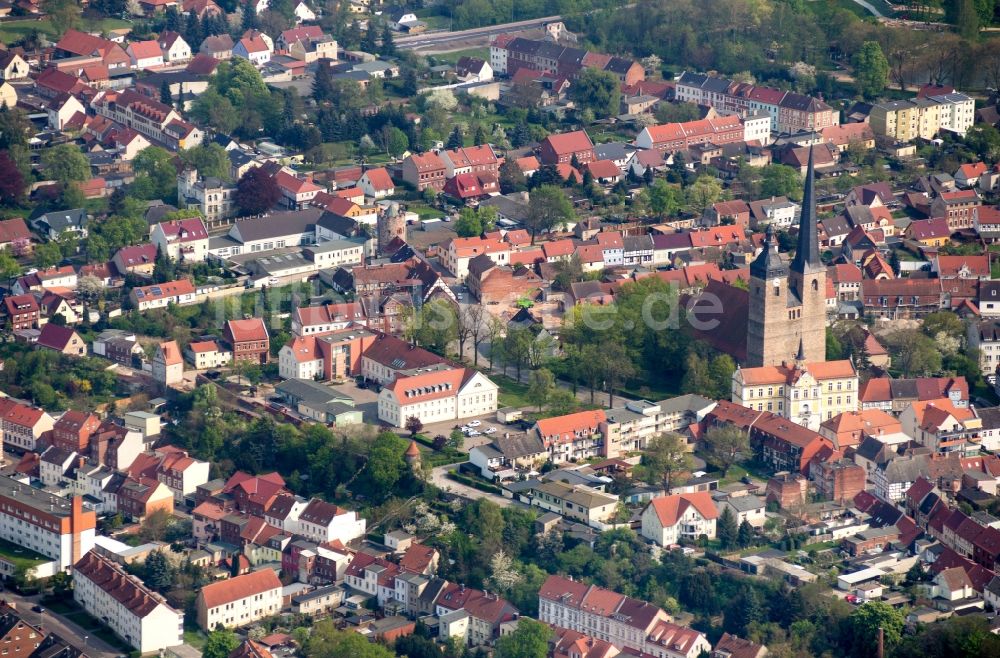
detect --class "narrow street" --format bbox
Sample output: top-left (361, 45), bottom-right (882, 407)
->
top-left (2, 590), bottom-right (122, 658)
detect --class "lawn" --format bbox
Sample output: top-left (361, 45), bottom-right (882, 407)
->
top-left (0, 537), bottom-right (49, 572)
top-left (0, 17), bottom-right (131, 43)
top-left (407, 203), bottom-right (446, 220)
top-left (493, 375), bottom-right (533, 408)
top-left (427, 47), bottom-right (490, 66)
top-left (184, 629), bottom-right (208, 649)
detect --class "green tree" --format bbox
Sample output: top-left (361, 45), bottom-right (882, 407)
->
top-left (847, 601), bottom-right (904, 658)
top-left (383, 126), bottom-right (409, 158)
top-left (34, 242), bottom-right (63, 269)
top-left (495, 618), bottom-right (551, 658)
top-left (309, 620), bottom-right (395, 658)
top-left (133, 147), bottom-right (179, 201)
top-left (363, 432), bottom-right (407, 496)
top-left (202, 629), bottom-right (239, 658)
top-left (180, 144), bottom-right (231, 181)
top-left (638, 433), bottom-right (693, 493)
top-left (446, 125), bottom-right (464, 149)
top-left (0, 251), bottom-right (20, 281)
top-left (648, 179), bottom-right (681, 217)
top-left (527, 368), bottom-right (556, 411)
top-left (704, 424), bottom-right (749, 477)
top-left (884, 329), bottom-right (942, 376)
top-left (760, 164), bottom-right (804, 201)
top-left (853, 41), bottom-right (889, 100)
top-left (42, 144), bottom-right (89, 185)
top-left (718, 506), bottom-right (738, 548)
top-left (525, 185), bottom-right (574, 243)
top-left (685, 175), bottom-right (723, 214)
top-left (143, 550), bottom-right (174, 591)
top-left (454, 207), bottom-right (483, 237)
top-left (569, 68), bottom-right (621, 118)
top-left (737, 520), bottom-right (755, 547)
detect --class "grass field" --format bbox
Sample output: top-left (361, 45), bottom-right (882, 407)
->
top-left (494, 375), bottom-right (533, 408)
top-left (427, 47), bottom-right (491, 66)
top-left (0, 17), bottom-right (132, 44)
top-left (0, 538), bottom-right (48, 572)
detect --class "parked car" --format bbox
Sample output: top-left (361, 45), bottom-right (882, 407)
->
top-left (467, 420), bottom-right (482, 427)
top-left (484, 427), bottom-right (497, 434)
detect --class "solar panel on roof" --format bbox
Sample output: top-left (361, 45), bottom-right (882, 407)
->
top-left (390, 358), bottom-right (406, 369)
top-left (150, 287), bottom-right (162, 296)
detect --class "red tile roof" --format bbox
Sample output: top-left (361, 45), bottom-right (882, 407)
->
top-left (129, 40), bottom-right (163, 60)
top-left (541, 130), bottom-right (594, 156)
top-left (362, 167), bottom-right (395, 191)
top-left (226, 318), bottom-right (269, 343)
top-left (647, 492), bottom-right (718, 527)
top-left (199, 569), bottom-right (282, 609)
top-left (0, 217), bottom-right (30, 244)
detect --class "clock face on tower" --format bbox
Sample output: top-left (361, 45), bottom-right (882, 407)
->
top-left (772, 278), bottom-right (780, 288)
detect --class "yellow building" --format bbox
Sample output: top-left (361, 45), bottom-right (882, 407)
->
top-left (870, 94), bottom-right (974, 142)
top-left (732, 359), bottom-right (859, 431)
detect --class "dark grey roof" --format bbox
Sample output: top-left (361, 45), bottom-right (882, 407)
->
top-left (604, 57), bottom-right (635, 74)
top-left (594, 142), bottom-right (630, 161)
top-left (881, 455), bottom-right (928, 484)
top-left (493, 433), bottom-right (545, 459)
top-left (232, 208), bottom-right (323, 243)
top-left (790, 148), bottom-right (821, 274)
top-left (623, 235), bottom-right (653, 252)
top-left (750, 228), bottom-right (788, 280)
top-left (37, 208), bottom-right (87, 231)
top-left (276, 378), bottom-right (349, 405)
top-left (316, 211), bottom-right (360, 238)
top-left (822, 214), bottom-right (852, 237)
top-left (977, 406), bottom-right (1000, 430)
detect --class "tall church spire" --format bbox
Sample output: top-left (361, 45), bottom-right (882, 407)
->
top-left (790, 146), bottom-right (822, 274)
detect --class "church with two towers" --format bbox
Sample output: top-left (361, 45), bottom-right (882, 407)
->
top-left (746, 149), bottom-right (827, 368)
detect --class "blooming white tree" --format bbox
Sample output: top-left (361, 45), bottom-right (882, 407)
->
top-left (487, 550), bottom-right (523, 593)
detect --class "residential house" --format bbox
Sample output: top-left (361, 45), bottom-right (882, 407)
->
top-left (376, 367), bottom-right (498, 427)
top-left (359, 168), bottom-right (396, 199)
top-left (129, 279), bottom-right (198, 310)
top-left (153, 340), bottom-right (184, 386)
top-left (151, 217), bottom-right (210, 261)
top-left (400, 152), bottom-right (447, 192)
top-left (196, 569), bottom-right (283, 630)
top-left (158, 31), bottom-right (192, 63)
top-left (36, 324), bottom-right (86, 357)
top-left (641, 492), bottom-right (719, 545)
top-left (224, 318), bottom-right (270, 364)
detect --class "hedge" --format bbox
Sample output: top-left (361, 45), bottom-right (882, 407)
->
top-left (446, 470), bottom-right (503, 495)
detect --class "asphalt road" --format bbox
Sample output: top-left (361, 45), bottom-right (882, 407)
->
top-left (397, 15), bottom-right (562, 51)
top-left (2, 590), bottom-right (122, 658)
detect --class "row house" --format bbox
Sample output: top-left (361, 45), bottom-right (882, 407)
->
top-left (73, 551), bottom-right (184, 653)
top-left (861, 278), bottom-right (943, 319)
top-left (440, 236), bottom-right (511, 280)
top-left (440, 144), bottom-right (501, 178)
top-left (899, 398), bottom-right (982, 453)
top-left (116, 477), bottom-right (174, 521)
top-left (129, 278), bottom-right (198, 310)
top-left (196, 569), bottom-right (283, 630)
top-left (538, 130), bottom-right (596, 166)
top-left (436, 584), bottom-right (519, 647)
top-left (860, 376), bottom-right (968, 412)
top-left (92, 89), bottom-right (203, 150)
top-left (634, 115), bottom-right (744, 153)
top-left (400, 151), bottom-right (447, 192)
top-left (492, 36), bottom-right (644, 86)
top-left (538, 576), bottom-right (708, 657)
top-left (675, 71), bottom-right (837, 133)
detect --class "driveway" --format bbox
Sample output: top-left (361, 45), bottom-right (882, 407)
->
top-left (430, 465), bottom-right (515, 508)
top-left (329, 381), bottom-right (380, 423)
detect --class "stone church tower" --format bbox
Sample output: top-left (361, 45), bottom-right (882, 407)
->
top-left (746, 148), bottom-right (826, 367)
